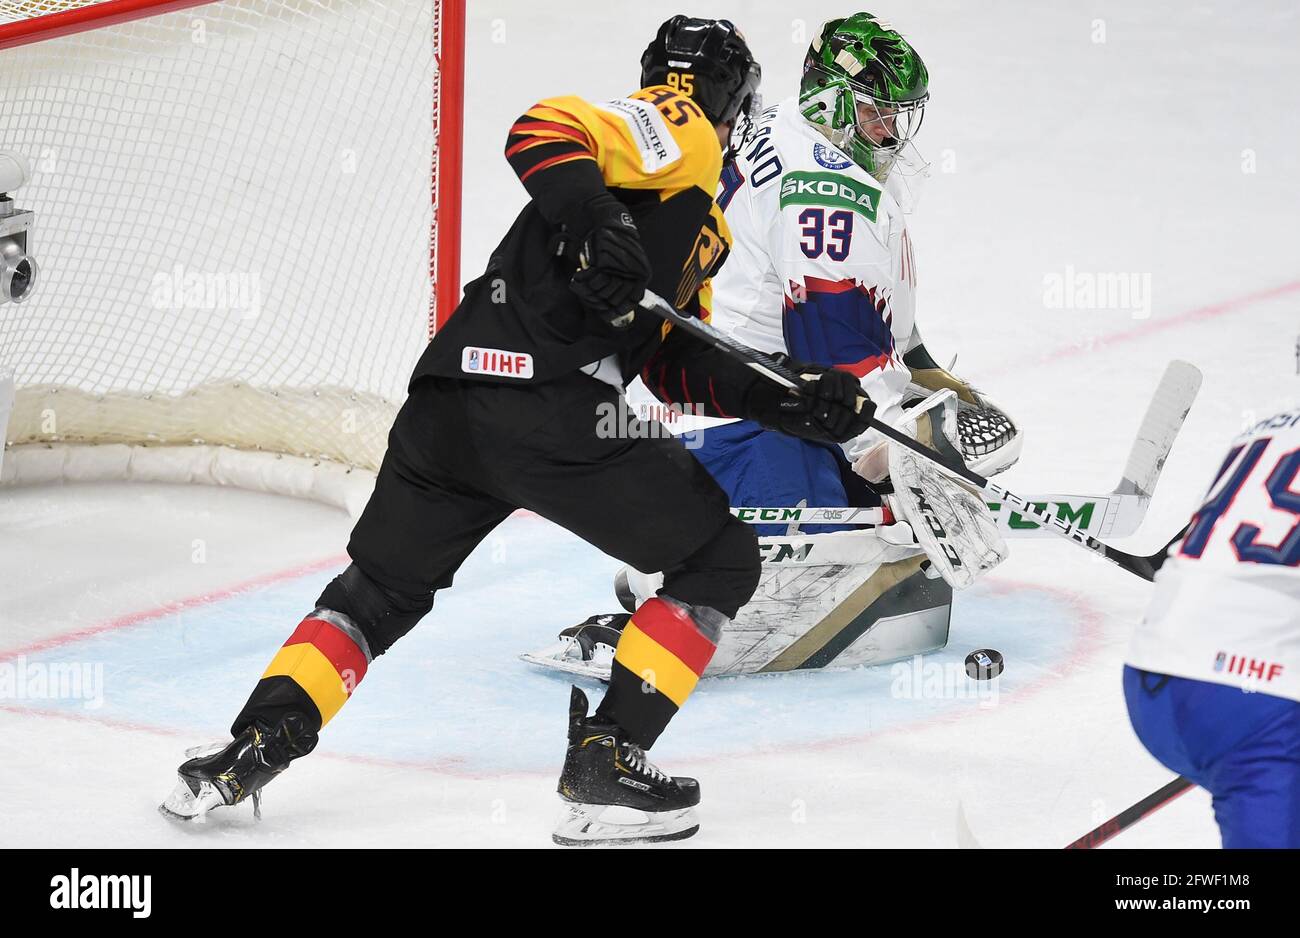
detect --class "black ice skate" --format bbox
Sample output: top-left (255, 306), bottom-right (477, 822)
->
top-left (520, 612), bottom-right (629, 680)
top-left (553, 686), bottom-right (700, 846)
top-left (158, 717), bottom-right (311, 822)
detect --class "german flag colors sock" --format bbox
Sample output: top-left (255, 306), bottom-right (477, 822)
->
top-left (596, 597), bottom-right (719, 748)
top-left (235, 609), bottom-right (373, 742)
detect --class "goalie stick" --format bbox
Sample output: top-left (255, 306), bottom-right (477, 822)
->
top-left (733, 498), bottom-right (1139, 538)
top-left (637, 290), bottom-right (1193, 582)
top-left (734, 497), bottom-right (1146, 537)
top-left (729, 360), bottom-right (1199, 538)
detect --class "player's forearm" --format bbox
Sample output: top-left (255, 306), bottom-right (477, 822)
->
top-left (641, 328), bottom-right (764, 419)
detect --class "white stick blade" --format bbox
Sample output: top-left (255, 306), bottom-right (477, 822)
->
top-left (1118, 360), bottom-right (1203, 497)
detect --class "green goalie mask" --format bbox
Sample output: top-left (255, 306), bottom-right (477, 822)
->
top-left (799, 13), bottom-right (929, 182)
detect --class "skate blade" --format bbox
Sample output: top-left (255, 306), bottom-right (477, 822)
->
top-left (519, 638), bottom-right (613, 682)
top-left (158, 776), bottom-right (226, 823)
top-left (552, 802), bottom-right (699, 847)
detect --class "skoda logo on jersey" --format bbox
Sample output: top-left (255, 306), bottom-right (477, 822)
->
top-left (814, 143), bottom-right (853, 170)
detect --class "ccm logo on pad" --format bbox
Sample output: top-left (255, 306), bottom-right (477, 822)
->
top-left (461, 346), bottom-right (534, 379)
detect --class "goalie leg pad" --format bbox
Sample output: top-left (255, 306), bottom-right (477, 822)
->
top-left (523, 530), bottom-right (953, 679)
top-left (710, 533), bottom-right (952, 675)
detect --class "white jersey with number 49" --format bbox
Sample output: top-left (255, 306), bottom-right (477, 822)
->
top-left (1128, 404), bottom-right (1300, 702)
top-left (709, 98), bottom-right (919, 461)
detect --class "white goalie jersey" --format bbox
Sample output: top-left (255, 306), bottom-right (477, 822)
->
top-left (710, 98), bottom-right (921, 462)
top-left (1128, 404), bottom-right (1300, 703)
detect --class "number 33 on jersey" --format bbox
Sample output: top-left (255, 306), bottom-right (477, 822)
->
top-left (710, 99), bottom-right (918, 440)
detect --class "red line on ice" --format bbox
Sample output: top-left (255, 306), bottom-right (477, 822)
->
top-left (0, 553), bottom-right (350, 664)
top-left (0, 511), bottom-right (549, 663)
top-left (990, 279), bottom-right (1300, 376)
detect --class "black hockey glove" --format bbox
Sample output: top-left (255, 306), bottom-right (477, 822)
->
top-left (747, 359), bottom-right (875, 444)
top-left (562, 194), bottom-right (651, 328)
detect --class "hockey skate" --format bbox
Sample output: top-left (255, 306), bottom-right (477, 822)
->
top-left (159, 719), bottom-right (307, 822)
top-left (520, 612), bottom-right (628, 680)
top-left (554, 687), bottom-right (700, 846)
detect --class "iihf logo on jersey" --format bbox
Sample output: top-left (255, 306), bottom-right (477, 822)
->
top-left (813, 143), bottom-right (853, 170)
top-left (1214, 651), bottom-right (1284, 685)
top-left (461, 346), bottom-right (534, 379)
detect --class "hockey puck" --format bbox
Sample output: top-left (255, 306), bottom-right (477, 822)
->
top-left (964, 648), bottom-right (1004, 680)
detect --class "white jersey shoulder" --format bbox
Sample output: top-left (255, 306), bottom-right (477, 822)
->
top-left (710, 98), bottom-right (917, 450)
top-left (1128, 403), bottom-right (1300, 702)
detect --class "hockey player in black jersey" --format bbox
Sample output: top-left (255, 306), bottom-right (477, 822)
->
top-left (161, 16), bottom-right (878, 845)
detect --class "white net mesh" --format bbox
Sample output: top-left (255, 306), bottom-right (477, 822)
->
top-left (0, 1), bottom-right (100, 18)
top-left (0, 0), bottom-right (437, 473)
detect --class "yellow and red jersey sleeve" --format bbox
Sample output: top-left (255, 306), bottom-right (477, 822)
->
top-left (505, 86), bottom-right (723, 205)
top-left (506, 87), bottom-right (750, 416)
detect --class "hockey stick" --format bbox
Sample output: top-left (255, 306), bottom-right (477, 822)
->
top-left (988, 360), bottom-right (1200, 538)
top-left (638, 290), bottom-right (1188, 581)
top-left (732, 364), bottom-right (1199, 536)
top-left (736, 496), bottom-right (1146, 537)
top-left (732, 362), bottom-right (1198, 536)
top-left (1064, 776), bottom-right (1195, 849)
top-left (735, 496), bottom-right (1143, 537)
top-left (698, 361), bottom-right (1199, 537)
top-left (731, 506), bottom-right (889, 525)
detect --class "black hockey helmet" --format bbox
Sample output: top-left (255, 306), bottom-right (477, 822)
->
top-left (640, 16), bottom-right (762, 126)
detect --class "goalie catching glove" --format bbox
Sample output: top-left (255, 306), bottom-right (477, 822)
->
top-left (903, 344), bottom-right (1022, 477)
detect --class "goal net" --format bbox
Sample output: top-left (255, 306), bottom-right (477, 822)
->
top-left (0, 0), bottom-right (462, 512)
